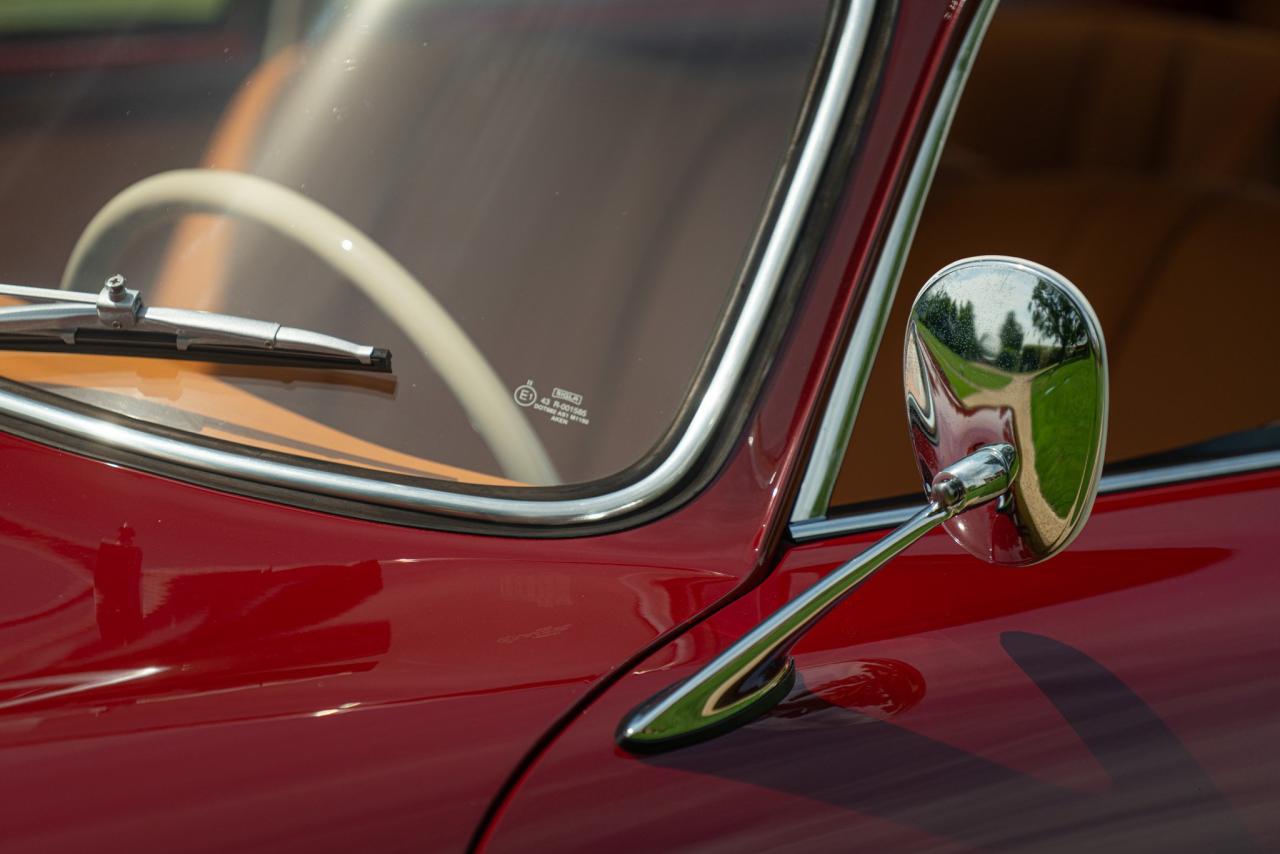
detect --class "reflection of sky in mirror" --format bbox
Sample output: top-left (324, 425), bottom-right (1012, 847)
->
top-left (935, 266), bottom-right (1057, 349)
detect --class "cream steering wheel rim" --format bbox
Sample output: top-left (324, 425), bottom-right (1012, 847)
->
top-left (60, 168), bottom-right (559, 486)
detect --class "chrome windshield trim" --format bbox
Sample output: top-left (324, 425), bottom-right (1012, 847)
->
top-left (790, 0), bottom-right (998, 524)
top-left (0, 1), bottom-right (875, 528)
top-left (789, 450), bottom-right (1280, 542)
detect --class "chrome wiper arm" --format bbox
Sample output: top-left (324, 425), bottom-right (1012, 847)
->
top-left (0, 276), bottom-right (391, 372)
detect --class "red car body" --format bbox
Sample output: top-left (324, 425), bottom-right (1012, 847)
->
top-left (0, 2), bottom-right (1274, 852)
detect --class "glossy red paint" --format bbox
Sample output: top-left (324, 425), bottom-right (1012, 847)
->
top-left (0, 429), bottom-right (743, 852)
top-left (482, 470), bottom-right (1280, 852)
top-left (0, 4), bottom-right (966, 850)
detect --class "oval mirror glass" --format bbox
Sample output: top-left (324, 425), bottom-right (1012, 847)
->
top-left (904, 256), bottom-right (1108, 565)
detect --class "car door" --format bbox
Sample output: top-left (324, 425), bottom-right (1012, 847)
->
top-left (478, 0), bottom-right (1280, 851)
top-left (0, 2), bottom-right (860, 852)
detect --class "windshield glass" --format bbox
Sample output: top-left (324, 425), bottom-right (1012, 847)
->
top-left (0, 0), bottom-right (829, 489)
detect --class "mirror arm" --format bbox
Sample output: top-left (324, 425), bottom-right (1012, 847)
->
top-left (618, 443), bottom-right (1015, 752)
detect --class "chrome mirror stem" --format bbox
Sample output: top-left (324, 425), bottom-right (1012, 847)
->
top-left (618, 443), bottom-right (1015, 752)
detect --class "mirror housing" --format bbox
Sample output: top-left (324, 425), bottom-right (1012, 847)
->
top-left (906, 256), bottom-right (1108, 564)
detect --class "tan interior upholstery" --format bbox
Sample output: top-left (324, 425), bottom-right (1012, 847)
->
top-left (831, 3), bottom-right (1280, 507)
top-left (947, 6), bottom-right (1280, 186)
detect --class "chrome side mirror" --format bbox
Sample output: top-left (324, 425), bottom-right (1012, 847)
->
top-left (907, 256), bottom-right (1107, 564)
top-left (619, 256), bottom-right (1108, 752)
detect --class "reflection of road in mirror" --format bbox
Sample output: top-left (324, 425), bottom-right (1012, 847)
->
top-left (649, 633), bottom-right (1255, 853)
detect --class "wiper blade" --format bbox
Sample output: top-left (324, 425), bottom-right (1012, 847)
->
top-left (0, 276), bottom-right (391, 373)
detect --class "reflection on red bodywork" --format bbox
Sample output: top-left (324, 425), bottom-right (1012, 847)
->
top-left (483, 471), bottom-right (1280, 853)
top-left (777, 658), bottom-right (927, 719)
top-left (0, 431), bottom-right (749, 852)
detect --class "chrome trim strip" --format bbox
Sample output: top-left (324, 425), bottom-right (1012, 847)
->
top-left (790, 0), bottom-right (999, 523)
top-left (793, 504), bottom-right (919, 539)
top-left (789, 450), bottom-right (1280, 542)
top-left (0, 2), bottom-right (876, 527)
top-left (1100, 450), bottom-right (1280, 494)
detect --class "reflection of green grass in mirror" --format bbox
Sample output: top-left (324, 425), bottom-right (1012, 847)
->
top-left (919, 326), bottom-right (1012, 399)
top-left (1030, 358), bottom-right (1097, 518)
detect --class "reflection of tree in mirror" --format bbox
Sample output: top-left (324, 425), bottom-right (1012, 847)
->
top-left (996, 311), bottom-right (1024, 371)
top-left (916, 288), bottom-right (1011, 397)
top-left (1029, 281), bottom-right (1088, 357)
top-left (916, 289), bottom-right (980, 360)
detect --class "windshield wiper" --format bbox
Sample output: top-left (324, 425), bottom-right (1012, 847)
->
top-left (0, 275), bottom-right (391, 372)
